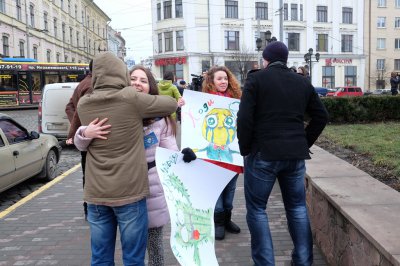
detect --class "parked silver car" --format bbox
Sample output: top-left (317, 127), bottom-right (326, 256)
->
top-left (0, 113), bottom-right (61, 193)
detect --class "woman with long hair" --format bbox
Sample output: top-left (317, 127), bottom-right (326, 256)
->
top-left (202, 66), bottom-right (243, 240)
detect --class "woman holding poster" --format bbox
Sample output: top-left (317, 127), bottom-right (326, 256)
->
top-left (202, 66), bottom-right (243, 240)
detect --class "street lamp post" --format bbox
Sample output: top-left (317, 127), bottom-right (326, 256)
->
top-left (265, 30), bottom-right (277, 45)
top-left (304, 48), bottom-right (320, 83)
top-left (256, 37), bottom-right (262, 69)
top-left (256, 30), bottom-right (277, 69)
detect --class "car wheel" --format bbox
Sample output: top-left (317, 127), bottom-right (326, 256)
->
top-left (43, 149), bottom-right (57, 181)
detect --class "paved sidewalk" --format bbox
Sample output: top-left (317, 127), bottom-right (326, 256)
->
top-left (0, 166), bottom-right (327, 266)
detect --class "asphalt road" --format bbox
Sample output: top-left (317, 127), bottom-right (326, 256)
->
top-left (0, 109), bottom-right (81, 212)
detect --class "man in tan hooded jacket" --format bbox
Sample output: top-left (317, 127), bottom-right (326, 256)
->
top-left (77, 52), bottom-right (177, 266)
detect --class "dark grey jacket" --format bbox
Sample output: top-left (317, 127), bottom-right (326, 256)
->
top-left (237, 62), bottom-right (328, 160)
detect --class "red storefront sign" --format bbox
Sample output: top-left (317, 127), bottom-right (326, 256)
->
top-left (155, 57), bottom-right (187, 66)
top-left (325, 58), bottom-right (353, 66)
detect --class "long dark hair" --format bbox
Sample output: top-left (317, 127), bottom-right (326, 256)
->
top-left (130, 65), bottom-right (176, 135)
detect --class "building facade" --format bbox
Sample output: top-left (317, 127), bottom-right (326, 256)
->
top-left (107, 26), bottom-right (127, 61)
top-left (0, 0), bottom-right (110, 63)
top-left (364, 0), bottom-right (400, 91)
top-left (151, 0), bottom-right (365, 89)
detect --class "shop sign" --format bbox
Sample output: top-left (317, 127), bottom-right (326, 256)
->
top-left (325, 58), bottom-right (353, 66)
top-left (0, 91), bottom-right (18, 106)
top-left (155, 57), bottom-right (187, 66)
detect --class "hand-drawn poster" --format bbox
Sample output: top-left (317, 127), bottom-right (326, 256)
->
top-left (155, 147), bottom-right (236, 266)
top-left (181, 90), bottom-right (243, 166)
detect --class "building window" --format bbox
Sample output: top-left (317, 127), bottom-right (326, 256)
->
top-left (342, 7), bottom-right (352, 24)
top-left (69, 27), bottom-right (73, 45)
top-left (317, 6), bottom-right (327, 22)
top-left (395, 59), bottom-right (400, 70)
top-left (291, 4), bottom-right (298, 21)
top-left (287, 33), bottom-right (300, 51)
top-left (68, 0), bottom-right (71, 14)
top-left (56, 53), bottom-right (60, 62)
top-left (225, 31), bottom-right (239, 50)
top-left (396, 0), bottom-right (400, 8)
top-left (225, 0), bottom-right (238, 19)
top-left (283, 3), bottom-right (288, 20)
top-left (344, 66), bottom-right (357, 86)
top-left (54, 18), bottom-right (58, 38)
top-left (74, 4), bottom-right (77, 18)
top-left (86, 15), bottom-right (89, 28)
top-left (378, 0), bottom-right (386, 7)
top-left (395, 17), bottom-right (400, 28)
top-left (255, 2), bottom-right (267, 20)
top-left (176, 30), bottom-right (184, 50)
top-left (81, 11), bottom-right (84, 24)
top-left (158, 33), bottom-right (163, 53)
top-left (44, 12), bottom-right (48, 31)
top-left (300, 4), bottom-right (303, 21)
top-left (395, 38), bottom-right (400, 49)
top-left (60, 0), bottom-right (64, 9)
top-left (64, 55), bottom-right (68, 62)
top-left (76, 32), bottom-right (80, 47)
top-left (29, 4), bottom-right (35, 27)
top-left (19, 40), bottom-right (25, 57)
top-left (377, 38), bottom-right (386, 49)
top-left (164, 1), bottom-right (172, 19)
top-left (83, 36), bottom-right (86, 50)
top-left (62, 23), bottom-right (66, 41)
top-left (376, 59), bottom-right (385, 70)
top-left (16, 0), bottom-right (22, 20)
top-left (164, 31), bottom-right (173, 52)
top-left (202, 60), bottom-right (211, 72)
top-left (2, 35), bottom-right (9, 56)
top-left (341, 34), bottom-right (353, 52)
top-left (33, 46), bottom-right (38, 59)
top-left (0, 0), bottom-right (5, 13)
top-left (157, 3), bottom-right (161, 20)
top-left (175, 0), bottom-right (182, 18)
top-left (322, 66), bottom-right (335, 88)
top-left (46, 50), bottom-right (51, 62)
top-left (316, 34), bottom-right (328, 52)
top-left (377, 17), bottom-right (386, 28)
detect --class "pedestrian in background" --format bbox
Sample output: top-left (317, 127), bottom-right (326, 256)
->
top-left (390, 71), bottom-right (399, 95)
top-left (237, 41), bottom-right (328, 265)
top-left (77, 52), bottom-right (178, 266)
top-left (202, 65), bottom-right (243, 241)
top-left (297, 66), bottom-right (307, 76)
top-left (74, 65), bottom-right (195, 266)
top-left (157, 71), bottom-right (184, 120)
top-left (176, 80), bottom-right (187, 122)
top-left (64, 59), bottom-right (93, 220)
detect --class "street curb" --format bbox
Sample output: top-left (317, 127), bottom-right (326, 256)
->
top-left (0, 163), bottom-right (81, 219)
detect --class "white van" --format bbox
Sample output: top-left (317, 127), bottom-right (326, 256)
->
top-left (39, 82), bottom-right (78, 139)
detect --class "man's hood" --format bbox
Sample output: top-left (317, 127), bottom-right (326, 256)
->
top-left (158, 80), bottom-right (174, 91)
top-left (91, 52), bottom-right (130, 90)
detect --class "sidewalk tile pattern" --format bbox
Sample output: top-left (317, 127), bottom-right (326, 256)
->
top-left (0, 169), bottom-right (326, 266)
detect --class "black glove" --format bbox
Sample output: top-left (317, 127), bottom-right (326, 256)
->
top-left (182, 147), bottom-right (197, 163)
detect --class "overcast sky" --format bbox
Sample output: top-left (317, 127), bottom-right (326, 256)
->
top-left (94, 0), bottom-right (153, 61)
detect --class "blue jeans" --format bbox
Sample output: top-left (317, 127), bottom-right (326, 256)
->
top-left (244, 153), bottom-right (313, 266)
top-left (215, 173), bottom-right (239, 213)
top-left (87, 199), bottom-right (148, 266)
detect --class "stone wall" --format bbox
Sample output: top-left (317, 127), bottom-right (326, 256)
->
top-left (305, 146), bottom-right (400, 266)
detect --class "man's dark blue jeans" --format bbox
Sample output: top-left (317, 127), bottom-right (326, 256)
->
top-left (244, 152), bottom-right (313, 266)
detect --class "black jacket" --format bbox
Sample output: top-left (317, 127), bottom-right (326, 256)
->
top-left (237, 62), bottom-right (328, 160)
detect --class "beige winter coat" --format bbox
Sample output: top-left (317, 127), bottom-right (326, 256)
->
top-left (77, 52), bottom-right (177, 206)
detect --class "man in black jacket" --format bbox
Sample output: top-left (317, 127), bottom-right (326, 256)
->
top-left (237, 41), bottom-right (328, 266)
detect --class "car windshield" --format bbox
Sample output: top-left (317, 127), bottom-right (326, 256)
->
top-left (335, 87), bottom-right (344, 92)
